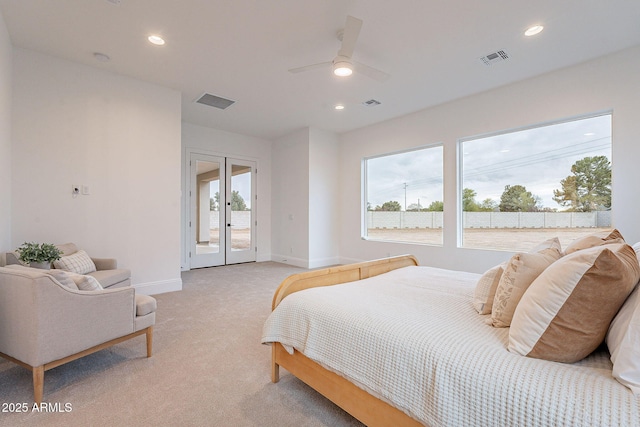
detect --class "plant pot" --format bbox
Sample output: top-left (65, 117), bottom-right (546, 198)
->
top-left (29, 262), bottom-right (51, 270)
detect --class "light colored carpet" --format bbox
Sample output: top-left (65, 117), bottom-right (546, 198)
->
top-left (0, 262), bottom-right (364, 427)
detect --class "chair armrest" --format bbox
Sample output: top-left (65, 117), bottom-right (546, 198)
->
top-left (92, 257), bottom-right (118, 270)
top-left (0, 269), bottom-right (135, 367)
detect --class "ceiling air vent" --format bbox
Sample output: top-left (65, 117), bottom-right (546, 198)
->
top-left (362, 99), bottom-right (381, 107)
top-left (479, 50), bottom-right (509, 66)
top-left (195, 93), bottom-right (236, 110)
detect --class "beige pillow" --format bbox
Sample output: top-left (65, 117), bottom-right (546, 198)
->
top-left (529, 236), bottom-right (562, 254)
top-left (564, 229), bottom-right (624, 255)
top-left (45, 269), bottom-right (79, 290)
top-left (66, 272), bottom-right (103, 291)
top-left (489, 248), bottom-right (562, 327)
top-left (473, 237), bottom-right (562, 315)
top-left (509, 243), bottom-right (640, 363)
top-left (473, 263), bottom-right (505, 314)
top-left (53, 249), bottom-right (97, 274)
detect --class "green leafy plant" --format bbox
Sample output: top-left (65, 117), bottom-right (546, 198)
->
top-left (15, 242), bottom-right (62, 264)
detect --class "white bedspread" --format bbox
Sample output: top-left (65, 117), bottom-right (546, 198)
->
top-left (262, 266), bottom-right (640, 427)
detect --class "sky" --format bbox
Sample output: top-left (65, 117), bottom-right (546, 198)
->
top-left (366, 114), bottom-right (611, 210)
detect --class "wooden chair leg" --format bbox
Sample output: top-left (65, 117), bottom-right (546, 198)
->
top-left (271, 345), bottom-right (280, 383)
top-left (146, 326), bottom-right (153, 357)
top-left (33, 366), bottom-right (44, 405)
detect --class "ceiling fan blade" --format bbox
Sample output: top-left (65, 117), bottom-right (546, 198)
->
top-left (337, 15), bottom-right (362, 58)
top-left (288, 61), bottom-right (332, 74)
top-left (354, 61), bottom-right (390, 82)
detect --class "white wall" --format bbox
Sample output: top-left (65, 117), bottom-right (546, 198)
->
top-left (181, 122), bottom-right (272, 269)
top-left (0, 10), bottom-right (11, 263)
top-left (271, 128), bottom-right (310, 267)
top-left (339, 45), bottom-right (640, 273)
top-left (308, 127), bottom-right (340, 268)
top-left (11, 48), bottom-right (182, 294)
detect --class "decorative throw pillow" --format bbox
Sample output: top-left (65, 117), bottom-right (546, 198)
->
top-left (66, 272), bottom-right (103, 291)
top-left (53, 249), bottom-right (97, 274)
top-left (489, 248), bottom-right (562, 327)
top-left (563, 229), bottom-right (625, 255)
top-left (473, 263), bottom-right (505, 314)
top-left (473, 238), bottom-right (562, 316)
top-left (529, 236), bottom-right (562, 254)
top-left (45, 269), bottom-right (79, 290)
top-left (509, 243), bottom-right (640, 363)
top-left (606, 284), bottom-right (640, 394)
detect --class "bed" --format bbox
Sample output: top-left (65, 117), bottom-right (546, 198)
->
top-left (262, 252), bottom-right (640, 427)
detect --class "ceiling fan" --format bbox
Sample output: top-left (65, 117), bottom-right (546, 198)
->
top-left (288, 15), bottom-right (390, 82)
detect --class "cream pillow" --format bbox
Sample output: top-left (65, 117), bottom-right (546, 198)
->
top-left (489, 248), bottom-right (562, 328)
top-left (563, 229), bottom-right (624, 255)
top-left (66, 272), bottom-right (103, 291)
top-left (606, 284), bottom-right (640, 394)
top-left (529, 236), bottom-right (562, 254)
top-left (473, 237), bottom-right (561, 315)
top-left (473, 263), bottom-right (505, 314)
top-left (45, 269), bottom-right (79, 290)
top-left (53, 249), bottom-right (97, 274)
top-left (509, 243), bottom-right (640, 363)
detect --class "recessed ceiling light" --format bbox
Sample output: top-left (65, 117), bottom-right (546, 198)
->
top-left (334, 104), bottom-right (345, 110)
top-left (524, 25), bottom-right (544, 37)
top-left (148, 35), bottom-right (165, 46)
top-left (584, 132), bottom-right (595, 136)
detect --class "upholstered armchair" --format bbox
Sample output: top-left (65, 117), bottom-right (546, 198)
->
top-left (0, 265), bottom-right (156, 404)
top-left (5, 242), bottom-right (131, 289)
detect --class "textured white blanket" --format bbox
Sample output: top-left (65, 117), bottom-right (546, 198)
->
top-left (262, 266), bottom-right (640, 427)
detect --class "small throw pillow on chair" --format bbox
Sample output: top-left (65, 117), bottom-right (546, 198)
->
top-left (53, 249), bottom-right (97, 274)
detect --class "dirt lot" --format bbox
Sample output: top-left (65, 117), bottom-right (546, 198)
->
top-left (366, 227), bottom-right (612, 252)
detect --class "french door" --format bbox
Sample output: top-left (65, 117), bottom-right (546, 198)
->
top-left (189, 153), bottom-right (256, 268)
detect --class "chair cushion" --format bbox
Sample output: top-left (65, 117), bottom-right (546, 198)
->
top-left (88, 269), bottom-right (130, 288)
top-left (53, 249), bottom-right (96, 274)
top-left (135, 294), bottom-right (157, 316)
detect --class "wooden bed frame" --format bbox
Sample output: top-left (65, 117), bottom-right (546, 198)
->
top-left (270, 255), bottom-right (424, 427)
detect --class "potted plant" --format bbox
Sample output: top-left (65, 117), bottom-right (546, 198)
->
top-left (15, 242), bottom-right (62, 269)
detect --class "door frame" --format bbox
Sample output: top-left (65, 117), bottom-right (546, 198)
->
top-left (184, 149), bottom-right (258, 270)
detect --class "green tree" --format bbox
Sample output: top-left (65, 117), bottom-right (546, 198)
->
top-left (553, 156), bottom-right (611, 212)
top-left (214, 191), bottom-right (249, 211)
top-left (462, 188), bottom-right (480, 212)
top-left (375, 201), bottom-right (402, 211)
top-left (427, 200), bottom-right (444, 211)
top-left (479, 198), bottom-right (498, 212)
top-left (499, 185), bottom-right (540, 212)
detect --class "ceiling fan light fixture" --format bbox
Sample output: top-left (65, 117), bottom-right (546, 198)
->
top-left (333, 60), bottom-right (353, 77)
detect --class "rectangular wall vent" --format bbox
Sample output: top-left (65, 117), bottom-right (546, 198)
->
top-left (479, 50), bottom-right (509, 66)
top-left (195, 93), bottom-right (236, 110)
top-left (362, 99), bottom-right (381, 107)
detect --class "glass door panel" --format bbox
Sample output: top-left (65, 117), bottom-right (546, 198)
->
top-left (190, 154), bottom-right (225, 268)
top-left (226, 158), bottom-right (256, 264)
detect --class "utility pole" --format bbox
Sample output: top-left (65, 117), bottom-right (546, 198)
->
top-left (403, 182), bottom-right (408, 211)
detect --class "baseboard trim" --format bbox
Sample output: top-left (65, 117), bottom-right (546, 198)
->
top-left (270, 254), bottom-right (308, 268)
top-left (133, 278), bottom-right (182, 295)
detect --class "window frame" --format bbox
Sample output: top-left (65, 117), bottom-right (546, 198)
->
top-left (457, 110), bottom-right (613, 250)
top-left (362, 142), bottom-right (445, 246)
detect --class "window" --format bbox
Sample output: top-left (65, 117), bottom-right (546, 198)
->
top-left (363, 144), bottom-right (444, 245)
top-left (460, 112), bottom-right (612, 251)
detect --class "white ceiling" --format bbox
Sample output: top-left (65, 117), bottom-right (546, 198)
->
top-left (1, 0), bottom-right (640, 140)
